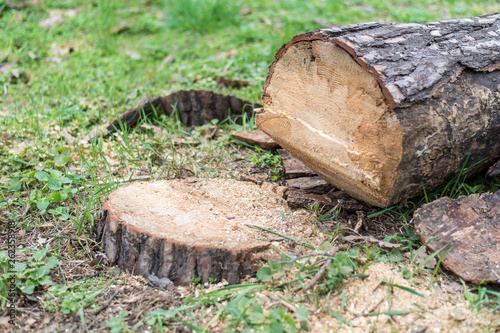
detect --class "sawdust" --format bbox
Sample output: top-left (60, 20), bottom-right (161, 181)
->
top-left (308, 262), bottom-right (499, 332)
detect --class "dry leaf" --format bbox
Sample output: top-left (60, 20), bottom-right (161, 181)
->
top-left (259, 14), bottom-right (272, 25)
top-left (110, 24), bottom-right (132, 34)
top-left (219, 49), bottom-right (238, 59)
top-left (38, 223), bottom-right (54, 229)
top-left (134, 94), bottom-right (152, 108)
top-left (127, 51), bottom-right (141, 60)
top-left (240, 7), bottom-right (252, 16)
top-left (412, 245), bottom-right (437, 269)
top-left (14, 11), bottom-right (23, 24)
top-left (158, 54), bottom-right (175, 70)
top-left (39, 10), bottom-right (64, 28)
top-left (1, 132), bottom-right (12, 142)
top-left (217, 77), bottom-right (249, 88)
top-left (0, 63), bottom-right (14, 74)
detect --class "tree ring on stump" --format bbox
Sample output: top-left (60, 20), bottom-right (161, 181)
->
top-left (98, 178), bottom-right (297, 285)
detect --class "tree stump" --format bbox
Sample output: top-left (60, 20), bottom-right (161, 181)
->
top-left (257, 14), bottom-right (500, 207)
top-left (96, 178), bottom-right (303, 285)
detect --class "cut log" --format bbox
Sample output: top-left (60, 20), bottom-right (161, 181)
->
top-left (257, 14), bottom-right (500, 207)
top-left (414, 191), bottom-right (500, 284)
top-left (96, 178), bottom-right (306, 285)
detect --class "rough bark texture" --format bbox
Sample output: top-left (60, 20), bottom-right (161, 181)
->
top-left (414, 191), bottom-right (500, 284)
top-left (86, 90), bottom-right (259, 141)
top-left (266, 14), bottom-right (500, 109)
top-left (257, 14), bottom-right (500, 207)
top-left (96, 178), bottom-right (301, 285)
top-left (162, 90), bottom-right (257, 127)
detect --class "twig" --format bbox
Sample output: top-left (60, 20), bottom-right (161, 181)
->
top-left (130, 175), bottom-right (151, 181)
top-left (270, 295), bottom-right (296, 312)
top-left (303, 245), bottom-right (346, 291)
top-left (278, 253), bottom-right (324, 265)
top-left (240, 175), bottom-right (263, 185)
top-left (343, 235), bottom-right (401, 249)
top-left (77, 175), bottom-right (150, 191)
top-left (368, 297), bottom-right (385, 314)
top-left (484, 260), bottom-right (500, 283)
top-left (92, 290), bottom-right (120, 316)
top-left (84, 272), bottom-right (102, 282)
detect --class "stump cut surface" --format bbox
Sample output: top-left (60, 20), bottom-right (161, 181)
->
top-left (99, 178), bottom-right (307, 285)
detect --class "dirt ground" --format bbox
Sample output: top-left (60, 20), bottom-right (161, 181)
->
top-left (1, 154), bottom-right (499, 333)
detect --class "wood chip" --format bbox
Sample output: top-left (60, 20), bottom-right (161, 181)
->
top-left (414, 191), bottom-right (500, 284)
top-left (278, 149), bottom-right (316, 178)
top-left (232, 129), bottom-right (280, 149)
top-left (286, 176), bottom-right (333, 192)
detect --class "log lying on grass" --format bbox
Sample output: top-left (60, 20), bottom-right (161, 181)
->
top-left (257, 14), bottom-right (500, 207)
top-left (96, 178), bottom-right (302, 285)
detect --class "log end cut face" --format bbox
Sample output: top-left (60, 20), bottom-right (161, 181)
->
top-left (258, 40), bottom-right (403, 207)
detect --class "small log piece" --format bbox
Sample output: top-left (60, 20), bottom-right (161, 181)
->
top-left (414, 191), bottom-right (500, 284)
top-left (96, 178), bottom-right (305, 285)
top-left (257, 14), bottom-right (500, 207)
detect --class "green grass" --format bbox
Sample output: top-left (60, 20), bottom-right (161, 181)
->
top-left (1, 0), bottom-right (500, 330)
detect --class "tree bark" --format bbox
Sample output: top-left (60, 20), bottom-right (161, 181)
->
top-left (257, 14), bottom-right (500, 207)
top-left (413, 191), bottom-right (500, 284)
top-left (95, 178), bottom-right (300, 285)
top-left (85, 90), bottom-right (258, 141)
